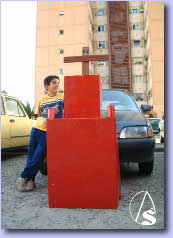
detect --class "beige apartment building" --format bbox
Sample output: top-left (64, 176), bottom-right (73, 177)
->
top-left (35, 1), bottom-right (164, 118)
top-left (35, 1), bottom-right (90, 105)
top-left (145, 1), bottom-right (164, 118)
top-left (129, 1), bottom-right (164, 118)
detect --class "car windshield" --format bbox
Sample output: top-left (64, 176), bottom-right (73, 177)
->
top-left (102, 90), bottom-right (139, 112)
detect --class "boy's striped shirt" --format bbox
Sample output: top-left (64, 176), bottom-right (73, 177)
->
top-left (34, 93), bottom-right (64, 131)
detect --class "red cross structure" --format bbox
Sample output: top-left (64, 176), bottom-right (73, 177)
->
top-left (64, 54), bottom-right (109, 75)
top-left (46, 49), bottom-right (121, 209)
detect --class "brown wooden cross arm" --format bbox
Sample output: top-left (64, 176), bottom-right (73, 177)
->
top-left (64, 55), bottom-right (109, 75)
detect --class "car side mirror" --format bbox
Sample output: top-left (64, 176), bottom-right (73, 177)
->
top-left (141, 104), bottom-right (152, 112)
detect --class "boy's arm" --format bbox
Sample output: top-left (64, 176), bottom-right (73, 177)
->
top-left (34, 99), bottom-right (41, 117)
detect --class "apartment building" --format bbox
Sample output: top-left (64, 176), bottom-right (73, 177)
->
top-left (144, 1), bottom-right (164, 118)
top-left (35, 1), bottom-right (131, 104)
top-left (35, 1), bottom-right (164, 118)
top-left (35, 1), bottom-right (91, 105)
top-left (90, 1), bottom-right (110, 88)
top-left (129, 1), bottom-right (146, 104)
top-left (129, 1), bottom-right (164, 117)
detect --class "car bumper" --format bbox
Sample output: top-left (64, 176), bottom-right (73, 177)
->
top-left (118, 137), bottom-right (155, 163)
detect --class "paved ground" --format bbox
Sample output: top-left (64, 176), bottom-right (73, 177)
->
top-left (1, 148), bottom-right (164, 229)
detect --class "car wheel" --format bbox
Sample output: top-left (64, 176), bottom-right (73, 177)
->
top-left (138, 160), bottom-right (154, 175)
top-left (39, 156), bottom-right (47, 175)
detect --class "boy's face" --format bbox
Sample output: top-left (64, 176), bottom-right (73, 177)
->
top-left (46, 78), bottom-right (60, 94)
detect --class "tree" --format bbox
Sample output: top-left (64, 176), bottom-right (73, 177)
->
top-left (21, 101), bottom-right (35, 119)
top-left (1, 90), bottom-right (8, 94)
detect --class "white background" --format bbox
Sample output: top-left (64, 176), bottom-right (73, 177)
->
top-left (1, 1), bottom-right (37, 108)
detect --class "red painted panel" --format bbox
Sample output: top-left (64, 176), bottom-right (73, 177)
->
top-left (47, 117), bottom-right (120, 209)
top-left (64, 75), bottom-right (101, 118)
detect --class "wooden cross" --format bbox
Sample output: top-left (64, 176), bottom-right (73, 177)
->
top-left (64, 47), bottom-right (109, 75)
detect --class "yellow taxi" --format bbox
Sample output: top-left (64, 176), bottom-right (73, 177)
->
top-left (1, 93), bottom-right (34, 150)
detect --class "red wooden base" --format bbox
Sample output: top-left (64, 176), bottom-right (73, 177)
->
top-left (47, 117), bottom-right (121, 209)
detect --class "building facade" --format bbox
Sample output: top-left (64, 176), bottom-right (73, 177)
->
top-left (35, 1), bottom-right (164, 118)
top-left (144, 1), bottom-right (164, 118)
top-left (35, 1), bottom-right (91, 105)
top-left (128, 1), bottom-right (164, 118)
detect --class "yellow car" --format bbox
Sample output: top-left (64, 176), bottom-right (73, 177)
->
top-left (1, 93), bottom-right (34, 150)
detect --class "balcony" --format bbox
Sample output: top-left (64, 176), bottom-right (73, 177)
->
top-left (129, 13), bottom-right (144, 23)
top-left (144, 14), bottom-right (149, 32)
top-left (95, 65), bottom-right (109, 77)
top-left (132, 64), bottom-right (145, 75)
top-left (147, 79), bottom-right (152, 93)
top-left (130, 30), bottom-right (144, 40)
top-left (128, 2), bottom-right (144, 8)
top-left (145, 38), bottom-right (150, 56)
top-left (94, 17), bottom-right (108, 27)
top-left (131, 47), bottom-right (145, 57)
top-left (132, 83), bottom-right (147, 94)
top-left (147, 57), bottom-right (151, 71)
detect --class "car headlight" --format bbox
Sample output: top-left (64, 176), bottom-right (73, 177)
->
top-left (120, 126), bottom-right (153, 138)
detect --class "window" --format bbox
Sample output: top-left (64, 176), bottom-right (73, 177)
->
top-left (82, 47), bottom-right (89, 55)
top-left (59, 49), bottom-right (64, 54)
top-left (98, 41), bottom-right (106, 49)
top-left (131, 8), bottom-right (140, 14)
top-left (135, 93), bottom-right (144, 101)
top-left (5, 98), bottom-right (25, 117)
top-left (59, 69), bottom-right (64, 74)
top-left (98, 25), bottom-right (105, 32)
top-left (59, 11), bottom-right (64, 16)
top-left (18, 104), bottom-right (25, 116)
top-left (1, 97), bottom-right (5, 115)
top-left (97, 9), bottom-right (104, 16)
top-left (144, 39), bottom-right (147, 45)
top-left (135, 76), bottom-right (144, 83)
top-left (133, 40), bottom-right (141, 47)
top-left (98, 61), bottom-right (106, 66)
top-left (59, 30), bottom-right (64, 35)
top-left (132, 24), bottom-right (140, 30)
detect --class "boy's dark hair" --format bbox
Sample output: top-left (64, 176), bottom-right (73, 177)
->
top-left (44, 75), bottom-right (60, 88)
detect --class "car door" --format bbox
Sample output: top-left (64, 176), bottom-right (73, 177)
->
top-left (1, 96), bottom-right (11, 149)
top-left (5, 97), bottom-right (31, 148)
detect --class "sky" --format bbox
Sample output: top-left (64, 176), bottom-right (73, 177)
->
top-left (1, 1), bottom-right (37, 108)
